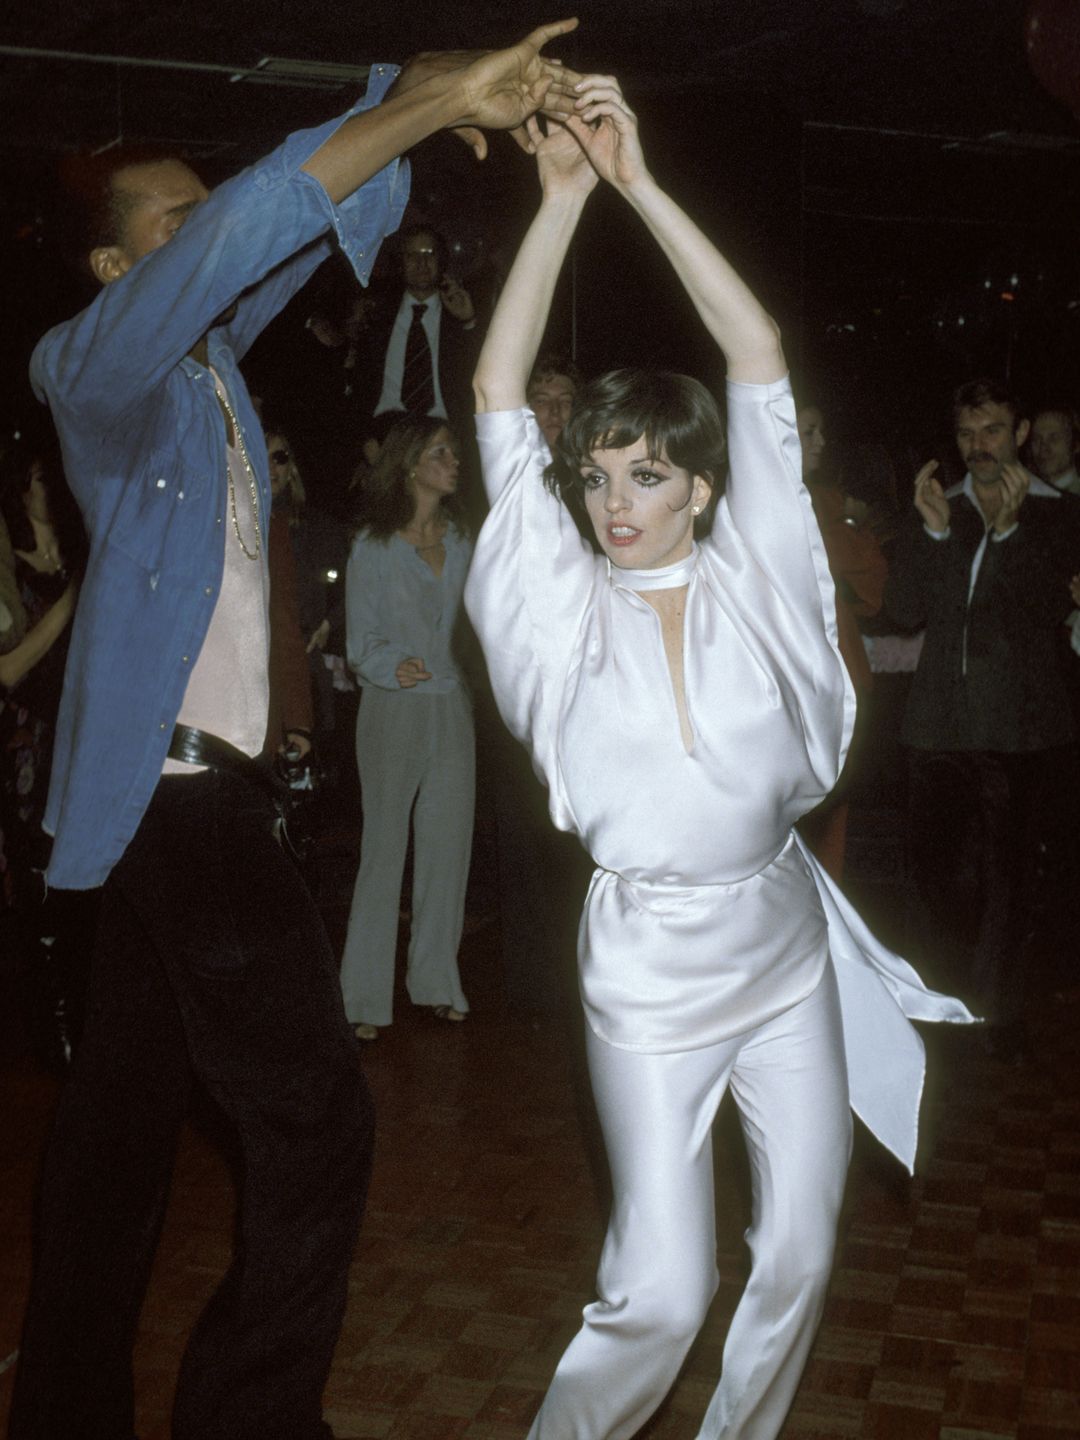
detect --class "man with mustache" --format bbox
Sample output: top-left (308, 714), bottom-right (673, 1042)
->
top-left (885, 378), bottom-right (1075, 1062)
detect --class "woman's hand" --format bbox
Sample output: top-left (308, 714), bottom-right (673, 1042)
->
top-left (306, 617), bottom-right (331, 654)
top-left (569, 76), bottom-right (649, 191)
top-left (524, 113), bottom-right (598, 198)
top-left (396, 656), bottom-right (432, 689)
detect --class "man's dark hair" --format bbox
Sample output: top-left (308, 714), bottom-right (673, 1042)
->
top-left (545, 368), bottom-right (727, 545)
top-left (952, 378), bottom-right (1025, 430)
top-left (1031, 401), bottom-right (1080, 450)
top-left (527, 351), bottom-right (584, 397)
top-left (399, 222), bottom-right (447, 274)
top-left (56, 145), bottom-right (189, 267)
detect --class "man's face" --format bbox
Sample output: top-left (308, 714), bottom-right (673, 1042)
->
top-left (402, 231), bottom-right (439, 299)
top-left (1030, 411), bottom-right (1075, 483)
top-left (92, 160), bottom-right (209, 283)
top-left (955, 403), bottom-right (1029, 488)
top-left (527, 372), bottom-right (576, 448)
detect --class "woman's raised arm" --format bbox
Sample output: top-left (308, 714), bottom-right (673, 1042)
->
top-left (473, 112), bottom-right (598, 414)
top-left (570, 78), bottom-right (785, 384)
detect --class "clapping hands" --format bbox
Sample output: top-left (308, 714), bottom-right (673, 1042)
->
top-left (913, 461), bottom-right (949, 534)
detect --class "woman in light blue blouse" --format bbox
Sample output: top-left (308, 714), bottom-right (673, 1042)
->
top-left (341, 414), bottom-right (474, 1040)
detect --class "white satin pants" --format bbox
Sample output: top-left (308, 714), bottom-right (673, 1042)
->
top-left (528, 964), bottom-right (851, 1440)
top-left (340, 687), bottom-right (474, 1027)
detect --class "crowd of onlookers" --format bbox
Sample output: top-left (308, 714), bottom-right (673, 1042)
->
top-left (4, 216), bottom-right (1080, 1068)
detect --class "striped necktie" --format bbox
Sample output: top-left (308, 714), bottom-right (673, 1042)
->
top-left (401, 302), bottom-right (435, 413)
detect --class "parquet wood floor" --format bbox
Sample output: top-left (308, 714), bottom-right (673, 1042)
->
top-left (1, 832), bottom-right (1077, 1440)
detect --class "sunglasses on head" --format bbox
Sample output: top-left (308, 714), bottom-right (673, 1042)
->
top-left (269, 449), bottom-right (291, 465)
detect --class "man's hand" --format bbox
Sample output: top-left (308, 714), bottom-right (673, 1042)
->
top-left (913, 459), bottom-right (950, 534)
top-left (439, 275), bottom-right (476, 323)
top-left (567, 75), bottom-right (649, 191)
top-left (993, 462), bottom-right (1029, 533)
top-left (396, 656), bottom-right (432, 689)
top-left (393, 21), bottom-right (581, 160)
top-left (525, 112), bottom-right (598, 198)
top-left (453, 20), bottom-right (581, 158)
top-left (280, 731), bottom-right (312, 761)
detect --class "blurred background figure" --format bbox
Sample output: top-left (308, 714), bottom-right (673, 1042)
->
top-left (265, 426), bottom-right (350, 767)
top-left (340, 414), bottom-right (475, 1041)
top-left (1028, 402), bottom-right (1080, 495)
top-left (526, 352), bottom-right (582, 450)
top-left (885, 378), bottom-right (1075, 1060)
top-left (491, 350), bottom-right (592, 1018)
top-left (354, 225), bottom-right (483, 445)
top-left (795, 402), bottom-right (888, 881)
top-left (0, 437), bottom-right (88, 1068)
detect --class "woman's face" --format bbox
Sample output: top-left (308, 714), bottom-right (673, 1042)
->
top-left (409, 427), bottom-right (460, 500)
top-left (581, 439), bottom-right (711, 570)
top-left (265, 434), bottom-right (294, 499)
top-left (797, 408), bottom-right (826, 477)
top-left (24, 460), bottom-right (51, 523)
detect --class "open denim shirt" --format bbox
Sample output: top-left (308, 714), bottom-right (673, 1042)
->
top-left (33, 65), bottom-right (408, 888)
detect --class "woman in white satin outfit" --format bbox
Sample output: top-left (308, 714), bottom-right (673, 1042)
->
top-left (464, 77), bottom-right (973, 1440)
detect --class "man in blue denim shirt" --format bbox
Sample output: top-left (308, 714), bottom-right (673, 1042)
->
top-left (9, 24), bottom-right (579, 1440)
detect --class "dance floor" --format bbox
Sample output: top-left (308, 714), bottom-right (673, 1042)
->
top-left (1, 810), bottom-right (1078, 1440)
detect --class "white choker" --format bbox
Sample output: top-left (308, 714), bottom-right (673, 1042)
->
top-left (609, 547), bottom-right (698, 592)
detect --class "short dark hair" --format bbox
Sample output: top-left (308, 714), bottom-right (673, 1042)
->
top-left (545, 368), bottom-right (727, 544)
top-left (527, 352), bottom-right (584, 397)
top-left (356, 412), bottom-right (466, 541)
top-left (952, 378), bottom-right (1025, 430)
top-left (399, 223), bottom-right (447, 274)
top-left (1031, 402), bottom-right (1080, 449)
top-left (56, 145), bottom-right (192, 266)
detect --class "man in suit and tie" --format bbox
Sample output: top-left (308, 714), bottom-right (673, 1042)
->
top-left (360, 223), bottom-right (481, 440)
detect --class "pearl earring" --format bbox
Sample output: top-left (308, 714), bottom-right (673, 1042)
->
top-left (692, 504), bottom-right (701, 515)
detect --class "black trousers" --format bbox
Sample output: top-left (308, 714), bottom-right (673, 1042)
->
top-left (9, 771), bottom-right (373, 1440)
top-left (905, 747), bottom-right (1061, 1028)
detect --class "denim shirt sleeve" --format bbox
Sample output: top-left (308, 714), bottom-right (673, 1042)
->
top-left (31, 63), bottom-right (409, 433)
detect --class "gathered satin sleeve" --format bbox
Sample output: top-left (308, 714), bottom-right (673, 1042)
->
top-left (710, 375), bottom-right (856, 790)
top-left (465, 408), bottom-right (597, 797)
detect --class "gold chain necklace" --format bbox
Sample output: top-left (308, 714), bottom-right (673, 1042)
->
top-left (217, 386), bottom-right (261, 562)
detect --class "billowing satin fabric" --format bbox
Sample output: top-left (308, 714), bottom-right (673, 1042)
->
top-left (464, 378), bottom-right (975, 1175)
top-left (530, 965), bottom-right (852, 1440)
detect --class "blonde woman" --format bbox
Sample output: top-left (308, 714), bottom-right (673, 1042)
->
top-left (340, 414), bottom-right (473, 1040)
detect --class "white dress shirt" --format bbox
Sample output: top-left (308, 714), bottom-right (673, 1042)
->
top-left (374, 291), bottom-right (447, 419)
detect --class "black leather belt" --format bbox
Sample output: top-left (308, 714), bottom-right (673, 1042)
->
top-left (167, 724), bottom-right (282, 805)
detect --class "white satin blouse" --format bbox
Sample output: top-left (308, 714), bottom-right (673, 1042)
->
top-left (465, 377), bottom-right (974, 1171)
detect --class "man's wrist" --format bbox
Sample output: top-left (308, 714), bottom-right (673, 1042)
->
top-left (384, 64), bottom-right (468, 133)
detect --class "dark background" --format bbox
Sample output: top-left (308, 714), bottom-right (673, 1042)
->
top-left (3, 0), bottom-right (1080, 498)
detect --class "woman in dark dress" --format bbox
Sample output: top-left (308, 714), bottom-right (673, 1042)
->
top-left (0, 440), bottom-right (87, 1065)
